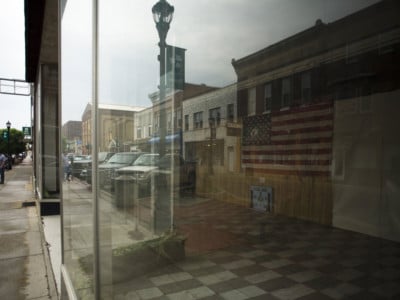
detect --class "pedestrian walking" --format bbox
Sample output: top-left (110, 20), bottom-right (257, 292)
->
top-left (0, 152), bottom-right (7, 184)
top-left (63, 152), bottom-right (71, 181)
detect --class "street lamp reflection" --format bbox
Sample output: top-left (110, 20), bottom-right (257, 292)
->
top-left (6, 120), bottom-right (11, 170)
top-left (152, 0), bottom-right (174, 157)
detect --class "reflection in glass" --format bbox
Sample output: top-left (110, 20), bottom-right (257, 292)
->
top-left (61, 0), bottom-right (94, 299)
top-left (60, 0), bottom-right (400, 298)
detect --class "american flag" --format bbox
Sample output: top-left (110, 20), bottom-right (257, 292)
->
top-left (242, 102), bottom-right (333, 176)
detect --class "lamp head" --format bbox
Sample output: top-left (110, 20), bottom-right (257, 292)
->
top-left (152, 0), bottom-right (174, 25)
top-left (152, 0), bottom-right (174, 44)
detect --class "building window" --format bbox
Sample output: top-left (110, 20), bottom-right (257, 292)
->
top-left (176, 109), bottom-right (182, 128)
top-left (184, 115), bottom-right (189, 131)
top-left (137, 127), bottom-right (142, 139)
top-left (301, 72), bottom-right (311, 104)
top-left (227, 104), bottom-right (234, 122)
top-left (194, 111), bottom-right (203, 129)
top-left (209, 107), bottom-right (221, 126)
top-left (148, 125), bottom-right (152, 137)
top-left (264, 83), bottom-right (272, 112)
top-left (167, 111), bottom-right (172, 132)
top-left (154, 113), bottom-right (159, 134)
top-left (248, 87), bottom-right (256, 116)
top-left (282, 77), bottom-right (292, 107)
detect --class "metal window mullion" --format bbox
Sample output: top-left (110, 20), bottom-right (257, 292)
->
top-left (92, 0), bottom-right (100, 299)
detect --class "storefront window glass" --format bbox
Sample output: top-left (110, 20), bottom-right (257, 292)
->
top-left (61, 1), bottom-right (400, 299)
top-left (61, 0), bottom-right (94, 299)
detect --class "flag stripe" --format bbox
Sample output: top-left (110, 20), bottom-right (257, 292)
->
top-left (272, 124), bottom-right (333, 136)
top-left (242, 147), bottom-right (332, 156)
top-left (269, 136), bottom-right (332, 145)
top-left (243, 159), bottom-right (331, 166)
top-left (273, 102), bottom-right (332, 117)
top-left (242, 154), bottom-right (331, 161)
top-left (246, 163), bottom-right (330, 171)
top-left (272, 115), bottom-right (333, 127)
top-left (244, 167), bottom-right (331, 177)
top-left (243, 142), bottom-right (332, 152)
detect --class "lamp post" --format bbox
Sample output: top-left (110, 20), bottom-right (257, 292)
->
top-left (208, 118), bottom-right (216, 175)
top-left (152, 0), bottom-right (174, 157)
top-left (152, 0), bottom-right (174, 235)
top-left (6, 121), bottom-right (11, 170)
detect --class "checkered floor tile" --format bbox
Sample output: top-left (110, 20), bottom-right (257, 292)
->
top-left (113, 198), bottom-right (400, 299)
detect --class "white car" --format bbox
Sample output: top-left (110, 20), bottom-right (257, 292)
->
top-left (112, 153), bottom-right (160, 194)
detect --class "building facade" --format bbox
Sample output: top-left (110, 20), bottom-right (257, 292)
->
top-left (136, 83), bottom-right (217, 154)
top-left (231, 3), bottom-right (400, 234)
top-left (62, 120), bottom-right (82, 141)
top-left (62, 120), bottom-right (82, 154)
top-left (81, 103), bottom-right (144, 154)
top-left (182, 83), bottom-right (240, 177)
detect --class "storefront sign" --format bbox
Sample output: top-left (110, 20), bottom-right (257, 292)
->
top-left (250, 186), bottom-right (273, 212)
top-left (166, 45), bottom-right (186, 90)
top-left (22, 126), bottom-right (31, 136)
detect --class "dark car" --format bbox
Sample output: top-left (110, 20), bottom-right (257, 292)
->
top-left (99, 152), bottom-right (115, 163)
top-left (4, 155), bottom-right (12, 170)
top-left (98, 152), bottom-right (142, 187)
top-left (153, 154), bottom-right (197, 194)
top-left (70, 155), bottom-right (91, 179)
top-left (83, 152), bottom-right (115, 183)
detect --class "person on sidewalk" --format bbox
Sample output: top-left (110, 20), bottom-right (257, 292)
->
top-left (0, 152), bottom-right (6, 184)
top-left (63, 152), bottom-right (71, 181)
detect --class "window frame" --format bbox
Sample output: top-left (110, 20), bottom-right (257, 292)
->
top-left (248, 87), bottom-right (256, 116)
top-left (184, 114), bottom-right (189, 131)
top-left (264, 82), bottom-right (272, 112)
top-left (281, 77), bottom-right (292, 108)
top-left (301, 71), bottom-right (311, 105)
top-left (209, 107), bottom-right (221, 126)
top-left (193, 111), bottom-right (203, 129)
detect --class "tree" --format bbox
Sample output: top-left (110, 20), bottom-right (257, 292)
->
top-left (0, 128), bottom-right (26, 155)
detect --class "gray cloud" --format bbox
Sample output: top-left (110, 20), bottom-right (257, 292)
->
top-left (60, 0), bottom-right (379, 123)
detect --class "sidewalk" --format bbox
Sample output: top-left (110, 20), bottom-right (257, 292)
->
top-left (0, 156), bottom-right (58, 300)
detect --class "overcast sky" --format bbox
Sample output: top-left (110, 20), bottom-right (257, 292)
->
top-left (1, 0), bottom-right (380, 130)
top-left (0, 0), bottom-right (30, 132)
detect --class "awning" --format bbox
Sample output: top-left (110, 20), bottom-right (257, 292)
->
top-left (148, 137), bottom-right (160, 144)
top-left (166, 133), bottom-right (180, 142)
top-left (148, 134), bottom-right (180, 144)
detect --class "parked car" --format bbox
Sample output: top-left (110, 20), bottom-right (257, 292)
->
top-left (154, 154), bottom-right (197, 194)
top-left (4, 155), bottom-right (12, 170)
top-left (112, 153), bottom-right (160, 195)
top-left (70, 155), bottom-right (91, 179)
top-left (99, 152), bottom-right (115, 163)
top-left (83, 152), bottom-right (115, 183)
top-left (113, 153), bottom-right (196, 196)
top-left (98, 152), bottom-right (142, 187)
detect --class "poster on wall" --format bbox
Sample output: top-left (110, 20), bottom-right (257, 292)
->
top-left (250, 186), bottom-right (273, 212)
